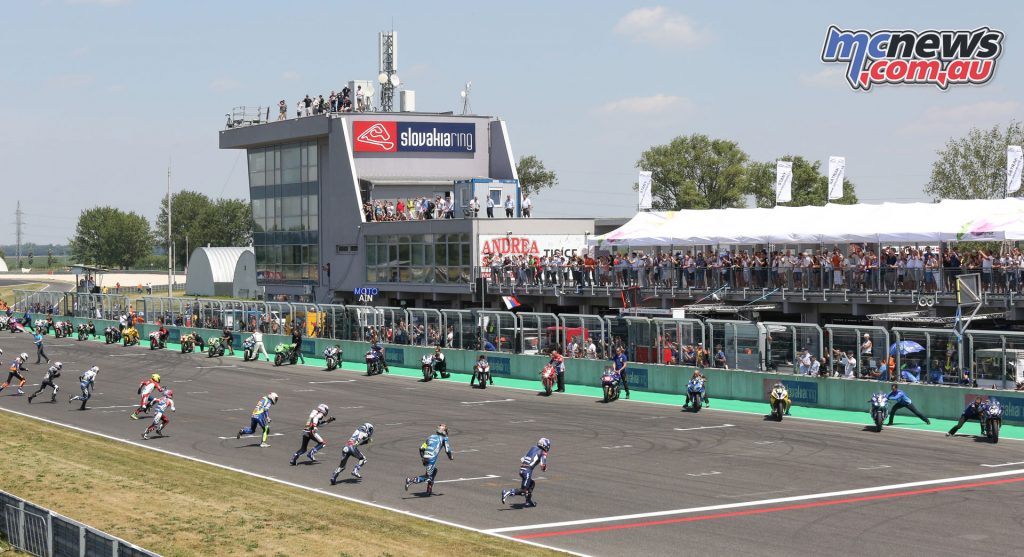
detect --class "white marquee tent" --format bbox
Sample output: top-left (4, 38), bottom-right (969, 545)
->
top-left (593, 199), bottom-right (1024, 246)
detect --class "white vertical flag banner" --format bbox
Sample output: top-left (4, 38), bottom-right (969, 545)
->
top-left (638, 170), bottom-right (653, 210)
top-left (1008, 145), bottom-right (1023, 195)
top-left (827, 156), bottom-right (846, 200)
top-left (775, 161), bottom-right (792, 203)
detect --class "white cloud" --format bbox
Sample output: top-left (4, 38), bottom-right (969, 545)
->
top-left (799, 67), bottom-right (847, 87)
top-left (899, 100), bottom-right (1020, 135)
top-left (282, 70), bottom-right (301, 81)
top-left (598, 94), bottom-right (690, 114)
top-left (209, 78), bottom-right (241, 92)
top-left (613, 7), bottom-right (711, 48)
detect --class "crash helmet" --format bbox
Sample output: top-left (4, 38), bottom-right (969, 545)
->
top-left (537, 438), bottom-right (551, 451)
top-left (165, 389), bottom-right (174, 398)
top-left (267, 392), bottom-right (279, 405)
top-left (317, 403), bottom-right (329, 416)
top-left (20, 352), bottom-right (28, 360)
top-left (436, 423), bottom-right (448, 436)
top-left (151, 373), bottom-right (161, 383)
top-left (361, 422), bottom-right (374, 436)
top-left (54, 362), bottom-right (63, 370)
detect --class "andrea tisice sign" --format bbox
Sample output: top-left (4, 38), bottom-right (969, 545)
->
top-left (353, 121), bottom-right (475, 153)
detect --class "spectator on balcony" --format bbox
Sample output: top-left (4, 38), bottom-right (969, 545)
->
top-left (278, 99), bottom-right (287, 121)
top-left (486, 196), bottom-right (495, 218)
top-left (504, 195), bottom-right (515, 218)
top-left (303, 95), bottom-right (313, 117)
top-left (296, 99), bottom-right (302, 118)
top-left (444, 197), bottom-right (455, 219)
top-left (329, 91), bottom-right (338, 112)
top-left (469, 196), bottom-right (480, 217)
top-left (340, 95), bottom-right (352, 112)
top-left (522, 195), bottom-right (533, 218)
top-left (860, 334), bottom-right (873, 374)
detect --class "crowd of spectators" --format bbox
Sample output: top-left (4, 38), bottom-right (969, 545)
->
top-left (364, 194), bottom-right (531, 222)
top-left (486, 244), bottom-right (1024, 294)
top-left (279, 85), bottom-right (373, 121)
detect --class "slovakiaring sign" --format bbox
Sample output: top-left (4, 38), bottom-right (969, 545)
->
top-left (478, 234), bottom-right (588, 277)
top-left (353, 121), bottom-right (475, 153)
top-left (820, 26), bottom-right (1004, 91)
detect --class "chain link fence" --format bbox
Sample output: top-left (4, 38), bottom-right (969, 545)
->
top-left (1, 489), bottom-right (159, 557)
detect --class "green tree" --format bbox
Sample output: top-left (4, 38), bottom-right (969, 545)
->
top-left (924, 121), bottom-right (1024, 200)
top-left (516, 155), bottom-right (559, 198)
top-left (747, 155), bottom-right (859, 207)
top-left (46, 248), bottom-right (55, 269)
top-left (69, 206), bottom-right (153, 268)
top-left (635, 134), bottom-right (750, 210)
top-left (155, 191), bottom-right (254, 269)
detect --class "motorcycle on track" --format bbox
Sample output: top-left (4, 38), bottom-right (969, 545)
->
top-left (180, 333), bottom-right (196, 353)
top-left (324, 345), bottom-right (342, 370)
top-left (421, 354), bottom-right (436, 381)
top-left (685, 378), bottom-right (707, 411)
top-left (77, 324), bottom-right (89, 341)
top-left (149, 331), bottom-right (166, 350)
top-left (273, 342), bottom-right (298, 367)
top-left (242, 336), bottom-right (257, 361)
top-left (207, 337), bottom-right (226, 358)
top-left (602, 367), bottom-right (622, 403)
top-left (983, 399), bottom-right (1003, 443)
top-left (105, 326), bottom-right (121, 344)
top-left (870, 392), bottom-right (889, 432)
top-left (123, 327), bottom-right (140, 347)
top-left (365, 350), bottom-right (385, 376)
top-left (769, 383), bottom-right (789, 422)
top-left (540, 364), bottom-right (556, 396)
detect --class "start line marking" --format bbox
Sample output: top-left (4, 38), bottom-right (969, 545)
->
top-left (673, 424), bottom-right (735, 432)
top-left (601, 445), bottom-right (633, 450)
top-left (434, 474), bottom-right (500, 484)
top-left (217, 433), bottom-right (286, 440)
top-left (461, 399), bottom-right (515, 405)
top-left (981, 461), bottom-right (1024, 468)
top-left (308, 380), bottom-right (357, 384)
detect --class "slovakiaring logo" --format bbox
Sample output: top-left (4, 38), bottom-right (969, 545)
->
top-left (821, 26), bottom-right (1004, 91)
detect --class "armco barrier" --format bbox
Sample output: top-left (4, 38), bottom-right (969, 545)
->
top-left (1, 489), bottom-right (159, 557)
top-left (54, 316), bottom-right (1024, 423)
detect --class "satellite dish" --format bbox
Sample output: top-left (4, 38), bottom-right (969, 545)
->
top-left (460, 90), bottom-right (466, 98)
top-left (389, 74), bottom-right (401, 87)
top-left (378, 73), bottom-right (388, 84)
top-left (365, 84), bottom-right (375, 97)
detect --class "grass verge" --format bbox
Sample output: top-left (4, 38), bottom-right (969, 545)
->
top-left (0, 412), bottom-right (563, 557)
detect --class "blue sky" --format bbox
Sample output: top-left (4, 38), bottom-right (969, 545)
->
top-left (4, 0), bottom-right (1023, 245)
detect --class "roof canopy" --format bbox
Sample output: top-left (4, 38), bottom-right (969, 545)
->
top-left (593, 199), bottom-right (1024, 246)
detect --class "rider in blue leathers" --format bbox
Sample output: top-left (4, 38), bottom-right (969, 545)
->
top-left (405, 424), bottom-right (453, 495)
top-left (947, 395), bottom-right (987, 437)
top-left (331, 422), bottom-right (374, 484)
top-left (502, 438), bottom-right (550, 508)
top-left (237, 392), bottom-right (279, 447)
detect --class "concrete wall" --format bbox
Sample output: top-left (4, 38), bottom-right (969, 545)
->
top-left (59, 315), bottom-right (1024, 424)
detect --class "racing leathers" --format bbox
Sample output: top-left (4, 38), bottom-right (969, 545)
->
top-left (69, 367), bottom-right (98, 409)
top-left (405, 432), bottom-right (453, 494)
top-left (239, 395), bottom-right (275, 445)
top-left (131, 378), bottom-right (165, 419)
top-left (0, 356), bottom-right (29, 394)
top-left (331, 426), bottom-right (373, 483)
top-left (143, 395), bottom-right (176, 438)
top-left (290, 407), bottom-right (334, 465)
top-left (502, 446), bottom-right (548, 507)
top-left (28, 364), bottom-right (61, 402)
top-left (947, 399), bottom-right (988, 436)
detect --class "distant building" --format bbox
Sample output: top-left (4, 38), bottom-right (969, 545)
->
top-left (186, 247), bottom-right (257, 298)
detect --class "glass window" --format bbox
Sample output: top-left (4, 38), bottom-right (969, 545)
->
top-left (282, 196), bottom-right (301, 217)
top-left (248, 151), bottom-right (266, 172)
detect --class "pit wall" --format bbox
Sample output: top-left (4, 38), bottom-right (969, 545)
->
top-left (51, 316), bottom-right (1024, 424)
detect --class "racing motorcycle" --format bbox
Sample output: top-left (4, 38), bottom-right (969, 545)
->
top-left (180, 333), bottom-right (196, 354)
top-left (421, 354), bottom-right (436, 381)
top-left (149, 331), bottom-right (165, 350)
top-left (104, 326), bottom-right (121, 344)
top-left (983, 399), bottom-right (1003, 444)
top-left (769, 383), bottom-right (789, 422)
top-left (273, 342), bottom-right (298, 367)
top-left (0, 315), bottom-right (8, 331)
top-left (324, 345), bottom-right (342, 370)
top-left (472, 361), bottom-right (490, 389)
top-left (123, 327), bottom-right (140, 347)
top-left (242, 336), bottom-right (257, 361)
top-left (540, 364), bottom-right (556, 396)
top-left (53, 321), bottom-right (66, 338)
top-left (207, 337), bottom-right (226, 358)
top-left (365, 350), bottom-right (385, 376)
top-left (870, 392), bottom-right (889, 432)
top-left (602, 367), bottom-right (622, 403)
top-left (77, 324), bottom-right (89, 341)
top-left (686, 378), bottom-right (707, 412)
top-left (8, 319), bottom-right (25, 334)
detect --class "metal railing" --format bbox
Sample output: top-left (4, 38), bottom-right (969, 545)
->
top-left (1, 489), bottom-right (159, 557)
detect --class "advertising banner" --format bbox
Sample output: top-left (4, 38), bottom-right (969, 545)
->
top-left (1008, 145), bottom-right (1023, 195)
top-left (638, 170), bottom-right (653, 210)
top-left (353, 121), bottom-right (475, 153)
top-left (775, 161), bottom-right (792, 203)
top-left (828, 156), bottom-right (846, 200)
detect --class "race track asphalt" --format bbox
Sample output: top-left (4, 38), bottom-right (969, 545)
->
top-left (2, 332), bottom-right (1024, 557)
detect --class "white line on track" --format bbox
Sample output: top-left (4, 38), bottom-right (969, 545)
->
top-left (171, 379), bottom-right (192, 383)
top-left (673, 424), bottom-right (735, 432)
top-left (186, 391), bottom-right (209, 395)
top-left (687, 471), bottom-right (722, 477)
top-left (308, 380), bottom-right (356, 384)
top-left (339, 406), bottom-right (364, 409)
top-left (219, 408), bottom-right (245, 412)
top-left (510, 419), bottom-right (535, 424)
top-left (196, 365), bottom-right (236, 369)
top-left (293, 389), bottom-right (316, 392)
top-left (87, 405), bottom-right (136, 410)
top-left (753, 441), bottom-right (777, 445)
top-left (601, 445), bottom-right (632, 450)
top-left (858, 465), bottom-right (891, 470)
top-left (384, 422), bottom-right (403, 426)
top-left (484, 468), bottom-right (1024, 534)
top-left (217, 433), bottom-right (285, 440)
top-left (434, 474), bottom-right (500, 484)
top-left (981, 461), bottom-right (1024, 468)
top-left (455, 449), bottom-right (479, 453)
top-left (0, 408), bottom-right (585, 557)
top-left (108, 354), bottom-right (143, 357)
top-left (461, 399), bottom-right (514, 405)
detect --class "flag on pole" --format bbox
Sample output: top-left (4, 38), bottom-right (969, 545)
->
top-left (827, 156), bottom-right (846, 200)
top-left (775, 161), bottom-right (792, 204)
top-left (501, 295), bottom-right (521, 310)
top-left (1008, 145), bottom-right (1023, 195)
top-left (638, 171), bottom-right (653, 210)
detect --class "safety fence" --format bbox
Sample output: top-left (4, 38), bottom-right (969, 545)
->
top-left (11, 291), bottom-right (1024, 390)
top-left (0, 489), bottom-right (158, 557)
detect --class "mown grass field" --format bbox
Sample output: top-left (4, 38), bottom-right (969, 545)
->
top-left (0, 412), bottom-right (563, 557)
top-left (0, 283), bottom-right (45, 307)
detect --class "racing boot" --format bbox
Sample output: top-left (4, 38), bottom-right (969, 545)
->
top-left (556, 374), bottom-right (565, 393)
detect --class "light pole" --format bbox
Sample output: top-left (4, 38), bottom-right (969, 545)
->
top-left (166, 167), bottom-right (172, 296)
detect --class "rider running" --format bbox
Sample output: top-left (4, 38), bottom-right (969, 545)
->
top-left (28, 361), bottom-right (62, 403)
top-left (130, 374), bottom-right (165, 419)
top-left (290, 404), bottom-right (334, 465)
top-left (501, 438), bottom-right (551, 508)
top-left (471, 354), bottom-right (492, 387)
top-left (0, 352), bottom-right (29, 395)
top-left (947, 395), bottom-right (987, 437)
top-left (237, 392), bottom-right (279, 447)
top-left (405, 424), bottom-right (453, 495)
top-left (142, 389), bottom-right (175, 439)
top-left (69, 366), bottom-right (99, 410)
top-left (331, 422), bottom-right (374, 484)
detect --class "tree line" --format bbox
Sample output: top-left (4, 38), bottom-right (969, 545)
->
top-left (69, 191), bottom-right (253, 269)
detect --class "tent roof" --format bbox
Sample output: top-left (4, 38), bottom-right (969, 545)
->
top-left (593, 199), bottom-right (1024, 246)
top-left (192, 247), bottom-right (253, 283)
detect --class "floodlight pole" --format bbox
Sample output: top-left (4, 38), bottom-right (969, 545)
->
top-left (167, 166), bottom-right (172, 296)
